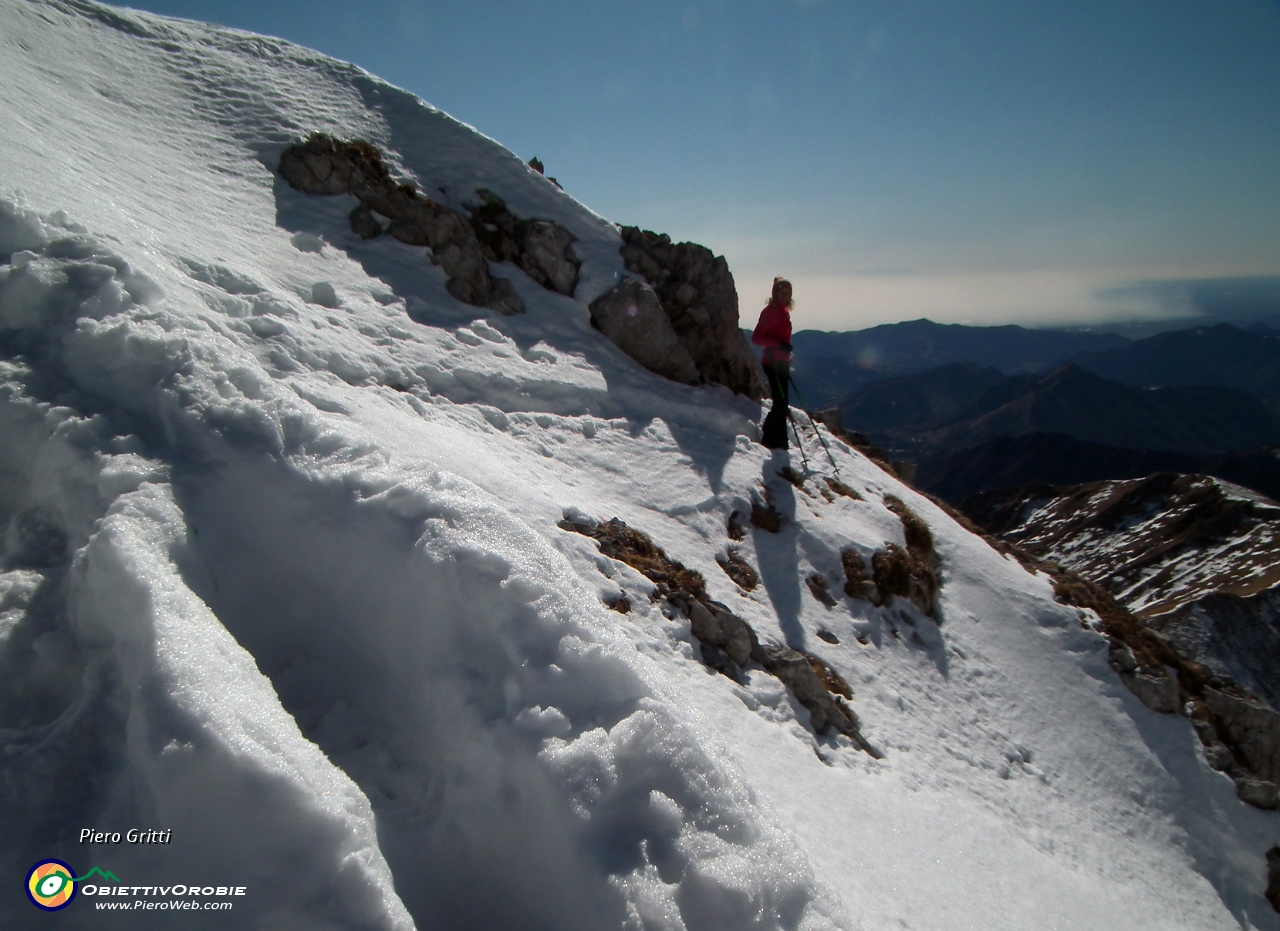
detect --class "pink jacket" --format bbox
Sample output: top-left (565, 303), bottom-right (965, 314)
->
top-left (751, 302), bottom-right (792, 364)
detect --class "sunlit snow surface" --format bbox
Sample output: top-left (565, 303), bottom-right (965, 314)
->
top-left (1, 2), bottom-right (1277, 928)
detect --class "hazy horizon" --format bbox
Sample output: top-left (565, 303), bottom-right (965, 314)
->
top-left (116, 0), bottom-right (1280, 331)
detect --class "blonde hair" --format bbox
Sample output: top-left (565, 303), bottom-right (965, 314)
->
top-left (769, 277), bottom-right (794, 309)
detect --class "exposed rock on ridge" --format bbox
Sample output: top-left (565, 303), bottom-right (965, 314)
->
top-left (278, 134), bottom-right (525, 313)
top-left (281, 139), bottom-right (771, 399)
top-left (558, 514), bottom-right (880, 756)
top-left (952, 481), bottom-right (1280, 810)
top-left (280, 135), bottom-right (487, 305)
top-left (964, 473), bottom-right (1280, 707)
top-left (467, 189), bottom-right (580, 296)
top-left (600, 226), bottom-right (766, 399)
top-left (588, 278), bottom-right (700, 385)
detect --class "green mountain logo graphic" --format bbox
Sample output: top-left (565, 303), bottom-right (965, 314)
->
top-left (72, 867), bottom-right (121, 883)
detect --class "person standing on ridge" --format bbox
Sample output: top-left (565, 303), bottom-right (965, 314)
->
top-left (751, 277), bottom-right (794, 450)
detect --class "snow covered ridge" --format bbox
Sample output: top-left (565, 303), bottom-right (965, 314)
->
top-left (3, 1), bottom-right (1280, 928)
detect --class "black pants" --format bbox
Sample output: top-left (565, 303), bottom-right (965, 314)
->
top-left (761, 360), bottom-right (790, 449)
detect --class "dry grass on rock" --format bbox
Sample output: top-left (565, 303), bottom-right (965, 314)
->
top-left (560, 513), bottom-right (879, 754)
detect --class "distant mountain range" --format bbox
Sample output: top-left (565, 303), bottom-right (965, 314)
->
top-left (789, 318), bottom-right (1280, 412)
top-left (1075, 322), bottom-right (1280, 410)
top-left (787, 318), bottom-right (1129, 408)
top-left (915, 434), bottom-right (1280, 503)
top-left (776, 319), bottom-right (1280, 502)
top-left (843, 362), bottom-right (1280, 460)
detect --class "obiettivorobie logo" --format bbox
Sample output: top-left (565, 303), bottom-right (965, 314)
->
top-left (25, 860), bottom-right (246, 912)
top-left (25, 861), bottom-right (119, 911)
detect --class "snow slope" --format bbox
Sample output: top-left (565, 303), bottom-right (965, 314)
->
top-left (1, 1), bottom-right (1277, 928)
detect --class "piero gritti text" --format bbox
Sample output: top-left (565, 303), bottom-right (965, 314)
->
top-left (80, 829), bottom-right (172, 845)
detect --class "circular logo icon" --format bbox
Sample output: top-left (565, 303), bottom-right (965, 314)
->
top-left (26, 860), bottom-right (77, 911)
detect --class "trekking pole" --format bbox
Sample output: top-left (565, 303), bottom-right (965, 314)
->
top-left (788, 376), bottom-right (840, 474)
top-left (786, 406), bottom-right (811, 470)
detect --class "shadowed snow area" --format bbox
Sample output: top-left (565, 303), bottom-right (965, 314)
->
top-left (1, 1), bottom-right (1279, 929)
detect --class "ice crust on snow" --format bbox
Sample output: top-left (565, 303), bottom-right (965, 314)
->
top-left (1, 1), bottom-right (1279, 929)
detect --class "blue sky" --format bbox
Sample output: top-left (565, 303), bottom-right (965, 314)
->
top-left (122, 0), bottom-right (1280, 330)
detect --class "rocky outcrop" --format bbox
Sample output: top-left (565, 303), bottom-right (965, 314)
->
top-left (558, 513), bottom-right (879, 755)
top-left (467, 190), bottom-right (579, 296)
top-left (280, 135), bottom-right (493, 307)
top-left (1203, 688), bottom-right (1280, 790)
top-left (873, 496), bottom-right (941, 617)
top-left (1152, 588), bottom-right (1280, 712)
top-left (716, 549), bottom-right (759, 591)
top-left (841, 549), bottom-right (876, 601)
top-left (614, 226), bottom-right (766, 399)
top-left (280, 138), bottom-right (769, 396)
top-left (278, 134), bottom-right (525, 314)
top-left (957, 481), bottom-right (1280, 810)
top-left (587, 278), bottom-right (699, 385)
top-left (525, 155), bottom-right (561, 190)
top-left (754, 643), bottom-right (880, 757)
top-left (1267, 847), bottom-right (1280, 912)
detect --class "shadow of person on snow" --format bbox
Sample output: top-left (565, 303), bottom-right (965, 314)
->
top-left (751, 452), bottom-right (806, 650)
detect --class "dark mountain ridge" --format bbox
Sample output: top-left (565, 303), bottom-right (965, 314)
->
top-left (785, 318), bottom-right (1130, 408)
top-left (792, 318), bottom-right (1130, 372)
top-left (1075, 322), bottom-right (1280, 410)
top-left (844, 362), bottom-right (1280, 460)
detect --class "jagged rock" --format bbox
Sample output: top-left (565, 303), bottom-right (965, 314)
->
top-left (807, 653), bottom-right (854, 699)
top-left (1266, 847), bottom-right (1280, 912)
top-left (841, 549), bottom-right (877, 601)
top-left (349, 205), bottom-right (382, 239)
top-left (1122, 668), bottom-right (1182, 713)
top-left (699, 642), bottom-right (740, 679)
top-left (1234, 774), bottom-right (1279, 809)
top-left (716, 549), bottom-right (759, 591)
top-left (279, 134), bottom-right (492, 306)
top-left (754, 644), bottom-right (846, 730)
top-left (558, 513), bottom-right (879, 756)
top-left (871, 496), bottom-right (941, 617)
top-left (806, 573), bottom-right (838, 608)
top-left (1154, 589), bottom-right (1280, 713)
top-left (587, 277), bottom-right (700, 385)
top-left (684, 597), bottom-right (757, 667)
top-left (753, 644), bottom-right (882, 757)
top-left (520, 221), bottom-right (578, 295)
top-left (619, 226), bottom-right (766, 399)
top-left (558, 515), bottom-right (707, 601)
top-left (487, 276), bottom-right (525, 315)
top-left (468, 191), bottom-right (579, 296)
top-left (1203, 687), bottom-right (1280, 784)
top-left (278, 134), bottom-right (380, 194)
